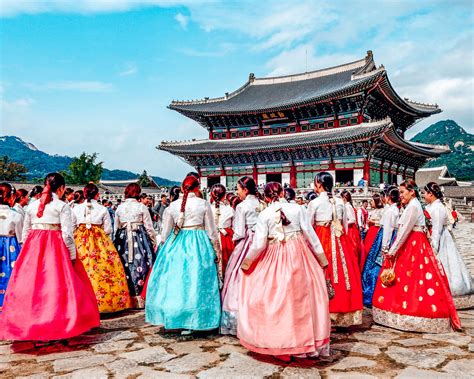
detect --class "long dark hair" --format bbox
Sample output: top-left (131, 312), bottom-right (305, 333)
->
top-left (284, 187), bottom-right (296, 202)
top-left (264, 182), bottom-right (290, 226)
top-left (315, 172), bottom-right (334, 198)
top-left (237, 176), bottom-right (257, 196)
top-left (211, 183), bottom-right (226, 208)
top-left (37, 173), bottom-right (65, 218)
top-left (386, 185), bottom-right (400, 207)
top-left (29, 185), bottom-right (43, 198)
top-left (341, 190), bottom-right (353, 206)
top-left (400, 179), bottom-right (420, 200)
top-left (14, 188), bottom-right (28, 204)
top-left (372, 193), bottom-right (384, 209)
top-left (169, 185), bottom-right (180, 202)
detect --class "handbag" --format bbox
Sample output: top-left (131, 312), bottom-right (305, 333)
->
top-left (380, 255), bottom-right (397, 287)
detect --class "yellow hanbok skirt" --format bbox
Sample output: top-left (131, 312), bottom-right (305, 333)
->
top-left (74, 225), bottom-right (132, 313)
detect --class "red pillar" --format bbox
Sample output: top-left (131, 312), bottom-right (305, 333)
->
top-left (363, 160), bottom-right (370, 185)
top-left (290, 163), bottom-right (297, 188)
top-left (252, 165), bottom-right (258, 184)
top-left (357, 114), bottom-right (364, 124)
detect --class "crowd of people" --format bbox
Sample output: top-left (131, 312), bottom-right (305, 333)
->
top-left (0, 171), bottom-right (472, 362)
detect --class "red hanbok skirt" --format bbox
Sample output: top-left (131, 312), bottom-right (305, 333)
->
top-left (1, 230), bottom-right (100, 341)
top-left (361, 225), bottom-right (380, 270)
top-left (315, 225), bottom-right (363, 327)
top-left (372, 231), bottom-right (461, 333)
top-left (220, 228), bottom-right (234, 276)
top-left (346, 224), bottom-right (363, 261)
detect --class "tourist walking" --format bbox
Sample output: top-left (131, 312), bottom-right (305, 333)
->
top-left (238, 182), bottom-right (330, 361)
top-left (308, 172), bottom-right (363, 327)
top-left (1, 173), bottom-right (99, 341)
top-left (210, 184), bottom-right (234, 276)
top-left (114, 183), bottom-right (157, 308)
top-left (424, 182), bottom-right (473, 308)
top-left (145, 175), bottom-right (221, 333)
top-left (0, 183), bottom-right (23, 311)
top-left (73, 183), bottom-right (132, 313)
top-left (220, 176), bottom-right (261, 335)
top-left (372, 180), bottom-right (460, 333)
top-left (362, 186), bottom-right (400, 306)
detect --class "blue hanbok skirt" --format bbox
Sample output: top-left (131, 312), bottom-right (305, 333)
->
top-left (0, 236), bottom-right (21, 310)
top-left (362, 228), bottom-right (397, 307)
top-left (145, 229), bottom-right (221, 330)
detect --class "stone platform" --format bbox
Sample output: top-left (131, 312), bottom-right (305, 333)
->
top-left (1, 224), bottom-right (473, 378)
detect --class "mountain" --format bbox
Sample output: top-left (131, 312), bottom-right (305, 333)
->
top-left (410, 120), bottom-right (474, 181)
top-left (0, 136), bottom-right (179, 186)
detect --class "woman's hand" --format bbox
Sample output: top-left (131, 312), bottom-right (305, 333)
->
top-left (241, 258), bottom-right (252, 271)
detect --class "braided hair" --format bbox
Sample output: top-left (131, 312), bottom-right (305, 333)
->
top-left (237, 176), bottom-right (257, 196)
top-left (177, 175), bottom-right (200, 229)
top-left (264, 182), bottom-right (290, 226)
top-left (37, 173), bottom-right (65, 218)
top-left (211, 183), bottom-right (226, 226)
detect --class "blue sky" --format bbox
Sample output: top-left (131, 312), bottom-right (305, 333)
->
top-left (1, 0), bottom-right (473, 181)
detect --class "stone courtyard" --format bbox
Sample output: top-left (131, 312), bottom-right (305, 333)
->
top-left (1, 224), bottom-right (473, 379)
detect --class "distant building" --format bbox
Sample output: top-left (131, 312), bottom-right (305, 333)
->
top-left (159, 51), bottom-right (449, 189)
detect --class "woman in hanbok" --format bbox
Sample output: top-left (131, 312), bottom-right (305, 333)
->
top-left (424, 182), bottom-right (473, 309)
top-left (361, 194), bottom-right (384, 269)
top-left (239, 182), bottom-right (330, 361)
top-left (372, 179), bottom-right (460, 333)
top-left (308, 172), bottom-right (363, 327)
top-left (114, 183), bottom-right (156, 308)
top-left (13, 189), bottom-right (29, 219)
top-left (1, 173), bottom-right (99, 340)
top-left (0, 183), bottom-right (23, 311)
top-left (145, 175), bottom-right (221, 333)
top-left (73, 183), bottom-right (131, 313)
top-left (220, 176), bottom-right (261, 335)
top-left (341, 190), bottom-right (362, 262)
top-left (362, 186), bottom-right (400, 307)
top-left (210, 184), bottom-right (234, 276)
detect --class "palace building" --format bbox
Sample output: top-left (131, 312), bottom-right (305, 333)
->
top-left (159, 51), bottom-right (449, 189)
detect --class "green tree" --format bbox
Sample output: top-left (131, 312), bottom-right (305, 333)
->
top-left (63, 152), bottom-right (103, 185)
top-left (0, 156), bottom-right (28, 181)
top-left (137, 170), bottom-right (152, 187)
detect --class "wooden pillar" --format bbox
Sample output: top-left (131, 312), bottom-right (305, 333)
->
top-left (363, 159), bottom-right (370, 185)
top-left (226, 126), bottom-right (230, 139)
top-left (252, 165), bottom-right (258, 184)
top-left (357, 113), bottom-right (364, 124)
top-left (258, 118), bottom-right (263, 136)
top-left (290, 162), bottom-right (297, 188)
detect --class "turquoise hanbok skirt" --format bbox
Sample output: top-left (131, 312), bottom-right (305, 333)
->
top-left (145, 229), bottom-right (221, 330)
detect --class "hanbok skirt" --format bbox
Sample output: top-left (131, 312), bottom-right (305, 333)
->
top-left (1, 229), bottom-right (100, 341)
top-left (145, 229), bottom-right (221, 330)
top-left (373, 231), bottom-right (461, 333)
top-left (0, 236), bottom-right (21, 311)
top-left (315, 225), bottom-right (363, 327)
top-left (361, 228), bottom-right (397, 307)
top-left (220, 229), bottom-right (254, 335)
top-left (114, 226), bottom-right (155, 308)
top-left (346, 223), bottom-right (363, 262)
top-left (74, 225), bottom-right (132, 313)
top-left (361, 225), bottom-right (380, 270)
top-left (220, 228), bottom-right (234, 276)
top-left (436, 227), bottom-right (473, 309)
top-left (238, 233), bottom-right (330, 357)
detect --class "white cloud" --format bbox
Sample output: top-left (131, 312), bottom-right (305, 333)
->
top-left (26, 81), bottom-right (113, 92)
top-left (174, 12), bottom-right (188, 30)
top-left (119, 63), bottom-right (138, 77)
top-left (176, 43), bottom-right (235, 58)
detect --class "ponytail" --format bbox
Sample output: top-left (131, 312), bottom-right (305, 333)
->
top-left (177, 175), bottom-right (200, 229)
top-left (37, 172), bottom-right (65, 218)
top-left (210, 183), bottom-right (226, 228)
top-left (264, 182), bottom-right (291, 226)
top-left (315, 172), bottom-right (334, 199)
top-left (83, 183), bottom-right (99, 204)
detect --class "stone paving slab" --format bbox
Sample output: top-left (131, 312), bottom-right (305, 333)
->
top-left (0, 223), bottom-right (473, 378)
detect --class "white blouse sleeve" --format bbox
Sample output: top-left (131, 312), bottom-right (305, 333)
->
top-left (15, 213), bottom-right (24, 243)
top-left (242, 213), bottom-right (269, 268)
top-left (307, 200), bottom-right (316, 225)
top-left (430, 205), bottom-right (445, 252)
top-left (142, 206), bottom-right (157, 248)
top-left (21, 210), bottom-right (32, 244)
top-left (160, 207), bottom-right (174, 243)
top-left (204, 202), bottom-right (219, 242)
top-left (388, 205), bottom-right (418, 256)
top-left (60, 204), bottom-right (77, 260)
top-left (113, 209), bottom-right (120, 235)
top-left (102, 209), bottom-right (113, 237)
top-left (382, 210), bottom-right (397, 249)
top-left (357, 208), bottom-right (363, 228)
top-left (299, 207), bottom-right (328, 267)
top-left (232, 205), bottom-right (246, 242)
